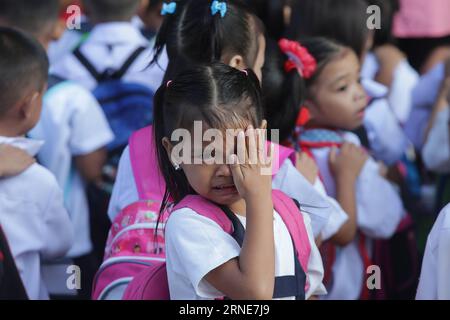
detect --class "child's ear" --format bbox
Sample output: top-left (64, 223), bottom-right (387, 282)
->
top-left (228, 54), bottom-right (246, 71)
top-left (19, 92), bottom-right (40, 119)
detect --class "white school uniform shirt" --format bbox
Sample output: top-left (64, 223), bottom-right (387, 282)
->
top-left (422, 106), bottom-right (450, 173)
top-left (0, 136), bottom-right (73, 299)
top-left (362, 52), bottom-right (419, 124)
top-left (416, 204), bottom-right (450, 300)
top-left (29, 81), bottom-right (114, 257)
top-left (108, 146), bottom-right (345, 239)
top-left (405, 62), bottom-right (446, 150)
top-left (165, 206), bottom-right (326, 300)
top-left (50, 21), bottom-right (168, 93)
top-left (305, 131), bottom-right (404, 300)
top-left (362, 78), bottom-right (410, 166)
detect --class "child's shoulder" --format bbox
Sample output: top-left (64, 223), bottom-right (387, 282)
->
top-left (0, 161), bottom-right (61, 210)
top-left (340, 131), bottom-right (362, 146)
top-left (19, 162), bottom-right (60, 192)
top-left (45, 79), bottom-right (99, 111)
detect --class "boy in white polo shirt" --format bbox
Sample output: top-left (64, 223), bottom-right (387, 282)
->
top-left (0, 0), bottom-right (115, 299)
top-left (51, 0), bottom-right (167, 93)
top-left (0, 27), bottom-right (73, 300)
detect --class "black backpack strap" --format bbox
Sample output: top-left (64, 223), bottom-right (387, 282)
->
top-left (0, 226), bottom-right (28, 300)
top-left (73, 46), bottom-right (103, 82)
top-left (111, 46), bottom-right (148, 80)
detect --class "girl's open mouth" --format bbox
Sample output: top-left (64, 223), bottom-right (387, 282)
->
top-left (212, 184), bottom-right (238, 195)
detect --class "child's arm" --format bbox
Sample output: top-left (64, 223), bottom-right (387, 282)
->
top-left (40, 176), bottom-right (73, 260)
top-left (74, 147), bottom-right (108, 185)
top-left (328, 143), bottom-right (368, 246)
top-left (205, 126), bottom-right (275, 300)
top-left (374, 44), bottom-right (406, 88)
top-left (295, 151), bottom-right (319, 185)
top-left (0, 145), bottom-right (35, 178)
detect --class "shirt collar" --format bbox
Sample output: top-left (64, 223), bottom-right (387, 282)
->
top-left (87, 21), bottom-right (148, 46)
top-left (0, 136), bottom-right (44, 157)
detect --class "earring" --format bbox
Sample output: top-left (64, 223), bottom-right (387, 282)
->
top-left (174, 164), bottom-right (181, 171)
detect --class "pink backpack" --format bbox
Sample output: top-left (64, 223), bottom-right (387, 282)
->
top-left (92, 126), bottom-right (298, 300)
top-left (91, 127), bottom-right (168, 300)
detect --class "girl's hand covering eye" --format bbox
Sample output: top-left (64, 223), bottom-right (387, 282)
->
top-left (228, 125), bottom-right (273, 201)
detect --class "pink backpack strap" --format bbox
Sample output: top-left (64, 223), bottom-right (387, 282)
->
top-left (267, 141), bottom-right (296, 176)
top-left (272, 190), bottom-right (311, 274)
top-left (129, 125), bottom-right (166, 200)
top-left (171, 195), bottom-right (233, 234)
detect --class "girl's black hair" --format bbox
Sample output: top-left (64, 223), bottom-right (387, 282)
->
top-left (153, 62), bottom-right (263, 214)
top-left (262, 38), bottom-right (306, 142)
top-left (153, 0), bottom-right (265, 81)
top-left (262, 37), bottom-right (344, 141)
top-left (287, 0), bottom-right (370, 59)
top-left (367, 0), bottom-right (400, 47)
top-left (245, 0), bottom-right (285, 39)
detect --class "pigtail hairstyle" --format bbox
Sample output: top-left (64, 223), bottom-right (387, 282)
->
top-left (152, 0), bottom-right (265, 81)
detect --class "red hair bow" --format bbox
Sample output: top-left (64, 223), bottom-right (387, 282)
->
top-left (278, 38), bottom-right (317, 79)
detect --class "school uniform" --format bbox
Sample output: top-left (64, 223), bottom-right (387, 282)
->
top-left (405, 62), bottom-right (446, 150)
top-left (29, 81), bottom-right (114, 259)
top-left (0, 136), bottom-right (73, 300)
top-left (422, 107), bottom-right (450, 173)
top-left (361, 77), bottom-right (410, 166)
top-left (108, 146), bottom-right (345, 239)
top-left (165, 206), bottom-right (326, 300)
top-left (299, 130), bottom-right (404, 299)
top-left (50, 21), bottom-right (168, 93)
top-left (362, 52), bottom-right (419, 124)
top-left (416, 204), bottom-right (450, 299)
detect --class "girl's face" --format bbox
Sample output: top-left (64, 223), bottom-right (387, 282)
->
top-left (182, 138), bottom-right (242, 207)
top-left (163, 129), bottom-right (242, 208)
top-left (307, 49), bottom-right (367, 131)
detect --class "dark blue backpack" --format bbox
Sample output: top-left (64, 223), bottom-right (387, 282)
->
top-left (73, 46), bottom-right (154, 155)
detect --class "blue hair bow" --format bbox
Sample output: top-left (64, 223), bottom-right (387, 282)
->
top-left (161, 2), bottom-right (177, 15)
top-left (211, 1), bottom-right (227, 18)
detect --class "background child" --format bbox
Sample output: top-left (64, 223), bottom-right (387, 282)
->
top-left (154, 62), bottom-right (326, 300)
top-left (0, 27), bottom-right (73, 299)
top-left (262, 37), bottom-right (350, 244)
top-left (294, 37), bottom-right (404, 299)
top-left (51, 0), bottom-right (166, 93)
top-left (363, 0), bottom-right (419, 125)
top-left (287, 0), bottom-right (410, 167)
top-left (0, 0), bottom-right (115, 299)
top-left (416, 203), bottom-right (450, 299)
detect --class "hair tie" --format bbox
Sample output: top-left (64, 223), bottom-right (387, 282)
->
top-left (166, 80), bottom-right (173, 88)
top-left (278, 38), bottom-right (317, 79)
top-left (211, 1), bottom-right (227, 18)
top-left (161, 2), bottom-right (177, 15)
